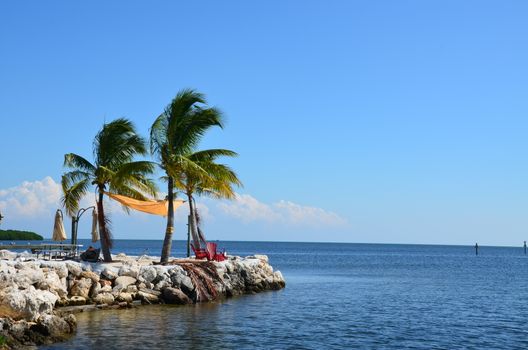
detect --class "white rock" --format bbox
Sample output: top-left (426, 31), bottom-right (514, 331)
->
top-left (101, 267), bottom-right (118, 280)
top-left (15, 266), bottom-right (45, 289)
top-left (139, 266), bottom-right (157, 283)
top-left (15, 261), bottom-right (39, 270)
top-left (118, 263), bottom-right (140, 279)
top-left (38, 313), bottom-right (75, 335)
top-left (116, 292), bottom-right (133, 303)
top-left (94, 292), bottom-right (114, 305)
top-left (0, 286), bottom-right (58, 321)
top-left (65, 262), bottom-right (82, 277)
top-left (69, 278), bottom-right (92, 298)
top-left (114, 276), bottom-right (137, 289)
top-left (171, 274), bottom-right (194, 292)
top-left (253, 254), bottom-right (269, 263)
top-left (137, 290), bottom-right (159, 303)
top-left (168, 265), bottom-right (185, 275)
top-left (89, 281), bottom-right (101, 298)
top-left (40, 262), bottom-right (68, 279)
top-left (80, 271), bottom-right (100, 283)
top-left (79, 262), bottom-right (93, 272)
top-left (154, 281), bottom-right (169, 290)
top-left (0, 250), bottom-right (17, 260)
top-left (69, 296), bottom-right (87, 306)
top-left (35, 271), bottom-right (67, 298)
top-left (273, 271), bottom-right (284, 282)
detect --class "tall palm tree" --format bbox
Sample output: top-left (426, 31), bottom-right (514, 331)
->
top-left (62, 118), bottom-right (157, 262)
top-left (150, 89), bottom-right (224, 264)
top-left (176, 149), bottom-right (242, 256)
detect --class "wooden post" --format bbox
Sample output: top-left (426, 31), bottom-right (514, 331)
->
top-left (475, 243), bottom-right (479, 255)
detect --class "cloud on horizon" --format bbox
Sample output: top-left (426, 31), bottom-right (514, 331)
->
top-left (217, 194), bottom-right (348, 228)
top-left (0, 177), bottom-right (61, 217)
top-left (0, 178), bottom-right (348, 232)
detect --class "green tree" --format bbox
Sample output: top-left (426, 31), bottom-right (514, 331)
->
top-left (176, 149), bottom-right (242, 256)
top-left (150, 89), bottom-right (224, 264)
top-left (62, 118), bottom-right (157, 262)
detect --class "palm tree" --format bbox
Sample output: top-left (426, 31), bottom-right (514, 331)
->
top-left (62, 118), bottom-right (157, 262)
top-left (150, 89), bottom-right (224, 264)
top-left (176, 149), bottom-right (242, 256)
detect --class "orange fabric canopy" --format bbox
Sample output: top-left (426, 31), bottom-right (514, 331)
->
top-left (105, 192), bottom-right (185, 217)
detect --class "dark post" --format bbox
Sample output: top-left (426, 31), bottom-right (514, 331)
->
top-left (73, 217), bottom-right (78, 246)
top-left (71, 218), bottom-right (77, 245)
top-left (524, 241), bottom-right (526, 255)
top-left (187, 215), bottom-right (191, 257)
top-left (72, 207), bottom-right (95, 247)
top-left (475, 242), bottom-right (479, 255)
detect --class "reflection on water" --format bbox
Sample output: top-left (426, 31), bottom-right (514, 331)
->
top-left (40, 242), bottom-right (528, 349)
top-left (45, 292), bottom-right (285, 350)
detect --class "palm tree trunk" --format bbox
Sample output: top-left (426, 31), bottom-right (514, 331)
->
top-left (188, 194), bottom-right (200, 251)
top-left (160, 176), bottom-right (174, 264)
top-left (187, 214), bottom-right (191, 258)
top-left (97, 190), bottom-right (112, 262)
top-left (186, 194), bottom-right (195, 257)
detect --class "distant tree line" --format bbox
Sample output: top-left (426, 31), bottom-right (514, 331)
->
top-left (0, 229), bottom-right (43, 240)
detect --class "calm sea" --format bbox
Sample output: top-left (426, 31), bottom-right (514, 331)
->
top-left (38, 240), bottom-right (528, 349)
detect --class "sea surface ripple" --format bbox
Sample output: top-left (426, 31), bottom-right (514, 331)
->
top-left (41, 241), bottom-right (528, 349)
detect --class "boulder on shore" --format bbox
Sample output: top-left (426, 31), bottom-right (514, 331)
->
top-left (161, 287), bottom-right (193, 305)
top-left (0, 253), bottom-right (286, 348)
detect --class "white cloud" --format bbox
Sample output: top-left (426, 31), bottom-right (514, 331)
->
top-left (0, 178), bottom-right (347, 237)
top-left (0, 177), bottom-right (62, 217)
top-left (0, 177), bottom-right (140, 220)
top-left (217, 193), bottom-right (347, 228)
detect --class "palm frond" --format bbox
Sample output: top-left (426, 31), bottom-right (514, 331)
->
top-left (94, 166), bottom-right (116, 185)
top-left (170, 107), bottom-right (224, 153)
top-left (94, 118), bottom-right (147, 169)
top-left (189, 149), bottom-right (238, 162)
top-left (179, 147), bottom-right (242, 201)
top-left (150, 113), bottom-right (169, 158)
top-left (64, 153), bottom-right (96, 173)
top-left (61, 170), bottom-right (92, 189)
top-left (196, 163), bottom-right (242, 199)
top-left (61, 175), bottom-right (91, 217)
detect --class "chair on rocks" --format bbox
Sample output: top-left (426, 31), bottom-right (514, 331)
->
top-left (191, 243), bottom-right (208, 260)
top-left (206, 242), bottom-right (226, 262)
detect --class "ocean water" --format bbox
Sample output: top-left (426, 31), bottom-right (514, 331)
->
top-left (40, 241), bottom-right (528, 349)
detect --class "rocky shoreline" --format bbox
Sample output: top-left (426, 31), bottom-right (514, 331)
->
top-left (0, 251), bottom-right (285, 349)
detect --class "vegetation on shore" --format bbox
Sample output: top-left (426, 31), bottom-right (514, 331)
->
top-left (0, 229), bottom-right (43, 240)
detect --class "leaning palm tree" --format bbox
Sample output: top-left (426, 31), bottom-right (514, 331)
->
top-left (176, 149), bottom-right (242, 256)
top-left (62, 118), bottom-right (157, 262)
top-left (150, 89), bottom-right (224, 264)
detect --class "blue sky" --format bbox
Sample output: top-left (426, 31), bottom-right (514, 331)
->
top-left (1, 1), bottom-right (527, 245)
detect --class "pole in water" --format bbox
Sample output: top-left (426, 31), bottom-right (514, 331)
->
top-left (524, 241), bottom-right (527, 255)
top-left (475, 242), bottom-right (479, 256)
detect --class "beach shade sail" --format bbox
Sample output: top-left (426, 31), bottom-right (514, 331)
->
top-left (52, 209), bottom-right (67, 241)
top-left (91, 208), bottom-right (99, 242)
top-left (104, 192), bottom-right (185, 216)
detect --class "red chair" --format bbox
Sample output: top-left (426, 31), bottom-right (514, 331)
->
top-left (206, 242), bottom-right (227, 262)
top-left (191, 243), bottom-right (208, 260)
